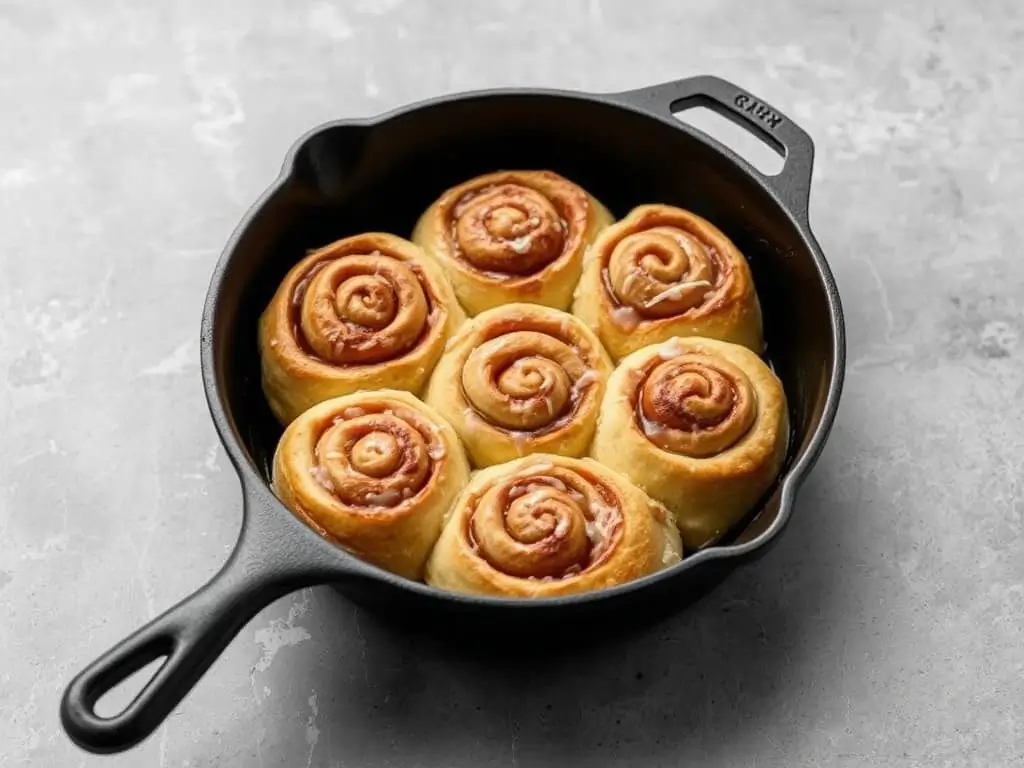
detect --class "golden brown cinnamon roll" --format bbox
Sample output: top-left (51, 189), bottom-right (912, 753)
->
top-left (271, 390), bottom-right (471, 580)
top-left (423, 303), bottom-right (613, 467)
top-left (258, 233), bottom-right (465, 425)
top-left (592, 337), bottom-right (788, 550)
top-left (572, 204), bottom-right (763, 361)
top-left (411, 170), bottom-right (614, 316)
top-left (424, 454), bottom-right (682, 597)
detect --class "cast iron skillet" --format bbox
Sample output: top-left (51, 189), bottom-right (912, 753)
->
top-left (60, 75), bottom-right (845, 755)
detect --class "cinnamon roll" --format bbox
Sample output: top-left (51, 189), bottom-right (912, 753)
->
top-left (424, 454), bottom-right (682, 597)
top-left (572, 204), bottom-right (763, 361)
top-left (258, 232), bottom-right (465, 425)
top-left (591, 337), bottom-right (788, 550)
top-left (271, 390), bottom-right (471, 580)
top-left (423, 303), bottom-right (613, 467)
top-left (411, 170), bottom-right (614, 316)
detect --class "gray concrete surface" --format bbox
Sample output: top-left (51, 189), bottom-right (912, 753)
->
top-left (2, 1), bottom-right (1023, 766)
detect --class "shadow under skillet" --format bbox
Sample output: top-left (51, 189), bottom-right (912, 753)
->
top-left (202, 437), bottom-right (852, 768)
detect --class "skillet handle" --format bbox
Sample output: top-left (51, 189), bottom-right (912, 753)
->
top-left (612, 75), bottom-right (815, 220)
top-left (60, 483), bottom-right (344, 754)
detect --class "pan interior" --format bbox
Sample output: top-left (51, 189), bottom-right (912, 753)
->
top-left (208, 92), bottom-right (837, 547)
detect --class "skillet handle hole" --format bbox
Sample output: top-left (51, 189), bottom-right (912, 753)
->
top-left (61, 624), bottom-right (181, 753)
top-left (92, 655), bottom-right (169, 719)
top-left (671, 104), bottom-right (785, 177)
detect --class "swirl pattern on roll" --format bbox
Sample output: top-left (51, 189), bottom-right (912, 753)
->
top-left (451, 183), bottom-right (568, 276)
top-left (592, 337), bottom-right (788, 550)
top-left (424, 303), bottom-right (613, 467)
top-left (572, 204), bottom-right (763, 361)
top-left (296, 255), bottom-right (429, 365)
top-left (424, 455), bottom-right (682, 597)
top-left (309, 410), bottom-right (433, 506)
top-left (412, 170), bottom-right (614, 315)
top-left (258, 233), bottom-right (464, 425)
top-left (636, 344), bottom-right (758, 458)
top-left (469, 463), bottom-right (620, 578)
top-left (271, 390), bottom-right (470, 580)
top-left (606, 226), bottom-right (719, 318)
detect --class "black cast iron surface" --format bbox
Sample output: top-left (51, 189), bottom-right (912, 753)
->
top-left (60, 74), bottom-right (845, 755)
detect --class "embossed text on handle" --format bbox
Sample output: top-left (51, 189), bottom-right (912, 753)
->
top-left (733, 93), bottom-right (784, 130)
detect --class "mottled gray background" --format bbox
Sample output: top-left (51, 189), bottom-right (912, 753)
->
top-left (2, 0), bottom-right (1022, 766)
